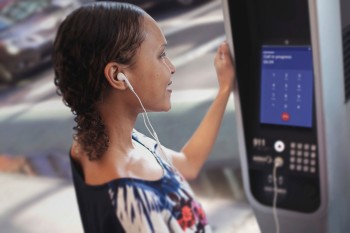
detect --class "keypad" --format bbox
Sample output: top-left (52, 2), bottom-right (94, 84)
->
top-left (289, 142), bottom-right (317, 174)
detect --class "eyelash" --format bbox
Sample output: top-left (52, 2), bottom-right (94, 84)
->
top-left (160, 51), bottom-right (167, 58)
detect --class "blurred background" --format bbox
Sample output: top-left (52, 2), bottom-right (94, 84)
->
top-left (0, 0), bottom-right (259, 232)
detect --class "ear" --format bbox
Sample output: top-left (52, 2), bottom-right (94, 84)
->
top-left (104, 62), bottom-right (128, 90)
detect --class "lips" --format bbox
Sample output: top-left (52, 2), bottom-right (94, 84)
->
top-left (167, 80), bottom-right (173, 92)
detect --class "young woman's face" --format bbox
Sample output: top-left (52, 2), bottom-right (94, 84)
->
top-left (126, 15), bottom-right (176, 112)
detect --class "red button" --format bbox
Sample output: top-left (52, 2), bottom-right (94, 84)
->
top-left (281, 112), bottom-right (290, 121)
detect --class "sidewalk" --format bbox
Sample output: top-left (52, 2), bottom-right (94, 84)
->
top-left (0, 88), bottom-right (260, 232)
top-left (0, 173), bottom-right (83, 233)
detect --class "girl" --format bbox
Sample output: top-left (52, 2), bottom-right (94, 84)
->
top-left (53, 2), bottom-right (235, 232)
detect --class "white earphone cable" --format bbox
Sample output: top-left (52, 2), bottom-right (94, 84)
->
top-left (130, 88), bottom-right (173, 166)
top-left (272, 156), bottom-right (284, 233)
top-left (272, 160), bottom-right (281, 233)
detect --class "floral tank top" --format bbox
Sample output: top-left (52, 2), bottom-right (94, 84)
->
top-left (70, 130), bottom-right (212, 233)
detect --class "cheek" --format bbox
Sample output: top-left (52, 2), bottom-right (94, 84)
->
top-left (136, 62), bottom-right (167, 93)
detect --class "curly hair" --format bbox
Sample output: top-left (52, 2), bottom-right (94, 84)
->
top-left (52, 2), bottom-right (146, 160)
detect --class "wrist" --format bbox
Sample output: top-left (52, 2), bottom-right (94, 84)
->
top-left (218, 85), bottom-right (233, 96)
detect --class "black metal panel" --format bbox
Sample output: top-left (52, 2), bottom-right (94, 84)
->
top-left (227, 0), bottom-right (321, 213)
top-left (342, 25), bottom-right (350, 102)
top-left (340, 0), bottom-right (350, 102)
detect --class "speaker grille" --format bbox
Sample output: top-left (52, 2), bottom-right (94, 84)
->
top-left (344, 25), bottom-right (350, 102)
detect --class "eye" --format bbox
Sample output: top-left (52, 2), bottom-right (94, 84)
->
top-left (159, 51), bottom-right (167, 59)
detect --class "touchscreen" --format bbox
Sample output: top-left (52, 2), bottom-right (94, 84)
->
top-left (260, 46), bottom-right (314, 128)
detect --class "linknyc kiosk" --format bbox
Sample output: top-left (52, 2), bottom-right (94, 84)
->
top-left (222, 0), bottom-right (350, 232)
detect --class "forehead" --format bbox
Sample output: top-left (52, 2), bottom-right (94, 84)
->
top-left (142, 15), bottom-right (166, 47)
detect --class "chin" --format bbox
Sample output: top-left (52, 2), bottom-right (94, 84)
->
top-left (163, 105), bottom-right (172, 112)
top-left (149, 102), bottom-right (172, 112)
top-left (161, 103), bottom-right (172, 112)
top-left (162, 101), bottom-right (172, 112)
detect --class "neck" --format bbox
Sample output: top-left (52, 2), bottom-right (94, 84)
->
top-left (99, 95), bottom-right (139, 155)
top-left (77, 92), bottom-right (142, 184)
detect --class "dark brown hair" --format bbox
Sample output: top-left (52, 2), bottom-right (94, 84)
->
top-left (53, 2), bottom-right (146, 160)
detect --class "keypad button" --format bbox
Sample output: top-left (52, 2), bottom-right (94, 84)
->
top-left (311, 152), bottom-right (316, 158)
top-left (310, 167), bottom-right (316, 173)
top-left (290, 157), bottom-right (295, 163)
top-left (297, 143), bottom-right (303, 149)
top-left (311, 145), bottom-right (317, 151)
top-left (290, 164), bottom-right (295, 170)
top-left (297, 165), bottom-right (302, 171)
top-left (297, 158), bottom-right (302, 164)
top-left (290, 142), bottom-right (296, 149)
top-left (303, 166), bottom-right (309, 172)
top-left (304, 144), bottom-right (310, 150)
top-left (290, 150), bottom-right (296, 156)
top-left (310, 160), bottom-right (316, 166)
top-left (304, 159), bottom-right (309, 165)
top-left (297, 150), bottom-right (303, 157)
top-left (304, 151), bottom-right (309, 157)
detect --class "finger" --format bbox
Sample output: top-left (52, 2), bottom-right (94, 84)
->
top-left (220, 45), bottom-right (225, 60)
top-left (219, 42), bottom-right (229, 60)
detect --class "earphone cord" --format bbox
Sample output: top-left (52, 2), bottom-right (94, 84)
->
top-left (130, 89), bottom-right (173, 166)
top-left (272, 164), bottom-right (280, 233)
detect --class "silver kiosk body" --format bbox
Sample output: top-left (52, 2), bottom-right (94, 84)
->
top-left (222, 0), bottom-right (350, 232)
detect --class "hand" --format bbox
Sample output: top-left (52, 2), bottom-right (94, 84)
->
top-left (214, 41), bottom-right (235, 93)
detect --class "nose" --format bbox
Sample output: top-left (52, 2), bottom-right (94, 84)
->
top-left (166, 57), bottom-right (176, 74)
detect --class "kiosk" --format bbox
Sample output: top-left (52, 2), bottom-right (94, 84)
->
top-left (222, 0), bottom-right (350, 232)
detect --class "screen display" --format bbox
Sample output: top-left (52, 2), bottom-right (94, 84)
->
top-left (260, 46), bottom-right (314, 128)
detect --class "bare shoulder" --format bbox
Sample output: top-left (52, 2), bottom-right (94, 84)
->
top-left (70, 139), bottom-right (84, 162)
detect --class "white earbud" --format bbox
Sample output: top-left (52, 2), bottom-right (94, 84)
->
top-left (117, 72), bottom-right (134, 91)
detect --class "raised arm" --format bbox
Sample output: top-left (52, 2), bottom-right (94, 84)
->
top-left (170, 42), bottom-right (235, 179)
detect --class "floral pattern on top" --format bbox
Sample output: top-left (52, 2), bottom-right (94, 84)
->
top-left (106, 130), bottom-right (212, 233)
